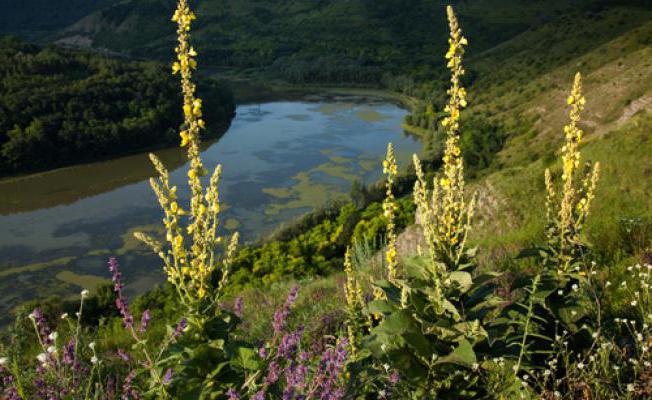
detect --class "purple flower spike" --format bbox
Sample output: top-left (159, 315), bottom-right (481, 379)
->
top-left (253, 390), bottom-right (265, 400)
top-left (108, 258), bottom-right (134, 329)
top-left (173, 318), bottom-right (187, 339)
top-left (63, 338), bottom-right (76, 365)
top-left (234, 297), bottom-right (244, 318)
top-left (286, 286), bottom-right (299, 308)
top-left (122, 370), bottom-right (140, 399)
top-left (278, 327), bottom-right (304, 359)
top-left (139, 309), bottom-right (151, 333)
top-left (264, 361), bottom-right (281, 385)
top-left (273, 286), bottom-right (300, 334)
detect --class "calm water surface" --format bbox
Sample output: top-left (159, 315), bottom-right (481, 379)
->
top-left (0, 94), bottom-right (419, 320)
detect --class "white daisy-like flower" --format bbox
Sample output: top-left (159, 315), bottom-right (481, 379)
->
top-left (36, 353), bottom-right (47, 363)
top-left (81, 289), bottom-right (90, 298)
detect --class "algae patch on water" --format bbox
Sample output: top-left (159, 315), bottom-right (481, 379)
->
top-left (0, 256), bottom-right (75, 278)
top-left (313, 162), bottom-right (360, 182)
top-left (225, 218), bottom-right (241, 230)
top-left (264, 171), bottom-right (346, 216)
top-left (355, 109), bottom-right (391, 122)
top-left (116, 224), bottom-right (164, 255)
top-left (56, 270), bottom-right (110, 291)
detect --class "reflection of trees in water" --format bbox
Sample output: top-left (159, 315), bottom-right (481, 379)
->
top-left (0, 146), bottom-right (190, 215)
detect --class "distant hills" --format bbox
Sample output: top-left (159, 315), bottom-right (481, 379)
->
top-left (3, 0), bottom-right (649, 85)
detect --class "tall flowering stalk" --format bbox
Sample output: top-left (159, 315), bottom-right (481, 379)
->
top-left (382, 143), bottom-right (399, 281)
top-left (135, 0), bottom-right (239, 317)
top-left (544, 73), bottom-right (600, 272)
top-left (411, 6), bottom-right (476, 313)
top-left (357, 9), bottom-right (495, 398)
top-left (343, 248), bottom-right (366, 356)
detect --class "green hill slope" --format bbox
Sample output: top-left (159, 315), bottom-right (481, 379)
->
top-left (9, 0), bottom-right (644, 84)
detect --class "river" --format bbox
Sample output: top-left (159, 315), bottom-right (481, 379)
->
top-left (0, 92), bottom-right (420, 321)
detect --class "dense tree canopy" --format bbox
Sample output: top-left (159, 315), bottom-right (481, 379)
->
top-left (0, 37), bottom-right (235, 174)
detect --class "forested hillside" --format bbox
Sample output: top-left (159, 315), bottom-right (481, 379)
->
top-left (0, 0), bottom-right (118, 38)
top-left (2, 0), bottom-right (646, 86)
top-left (0, 37), bottom-right (235, 174)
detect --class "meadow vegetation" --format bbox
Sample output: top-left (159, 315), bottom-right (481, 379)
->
top-left (1, 1), bottom-right (651, 399)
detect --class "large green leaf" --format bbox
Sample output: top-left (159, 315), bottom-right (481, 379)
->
top-left (449, 271), bottom-right (473, 293)
top-left (434, 339), bottom-right (477, 368)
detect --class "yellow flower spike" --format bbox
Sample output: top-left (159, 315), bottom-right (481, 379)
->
top-left (383, 143), bottom-right (398, 281)
top-left (408, 6), bottom-right (476, 296)
top-left (545, 73), bottom-right (601, 270)
top-left (133, 0), bottom-right (241, 316)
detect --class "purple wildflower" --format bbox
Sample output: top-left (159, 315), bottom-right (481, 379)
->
top-left (117, 349), bottom-right (130, 362)
top-left (1, 366), bottom-right (23, 400)
top-left (278, 327), bottom-right (304, 359)
top-left (162, 368), bottom-right (174, 385)
top-left (273, 286), bottom-right (299, 334)
top-left (122, 370), bottom-right (140, 400)
top-left (30, 308), bottom-right (52, 345)
top-left (264, 360), bottom-right (281, 385)
top-left (282, 387), bottom-right (295, 400)
top-left (253, 390), bottom-right (265, 400)
top-left (259, 346), bottom-right (268, 359)
top-left (234, 297), bottom-right (244, 318)
top-left (313, 339), bottom-right (348, 400)
top-left (62, 338), bottom-right (76, 365)
top-left (285, 361), bottom-right (308, 391)
top-left (286, 286), bottom-right (299, 307)
top-left (173, 318), bottom-right (187, 339)
top-left (139, 309), bottom-right (151, 333)
top-left (109, 257), bottom-right (134, 329)
top-left (226, 388), bottom-right (240, 400)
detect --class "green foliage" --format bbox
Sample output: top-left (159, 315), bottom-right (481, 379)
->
top-left (354, 254), bottom-right (501, 398)
top-left (0, 37), bottom-right (235, 174)
top-left (229, 198), bottom-right (416, 290)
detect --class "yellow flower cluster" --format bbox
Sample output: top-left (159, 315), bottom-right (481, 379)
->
top-left (412, 6), bottom-right (475, 270)
top-left (343, 248), bottom-right (365, 355)
top-left (135, 0), bottom-right (238, 310)
top-left (382, 143), bottom-right (399, 280)
top-left (545, 73), bottom-right (600, 268)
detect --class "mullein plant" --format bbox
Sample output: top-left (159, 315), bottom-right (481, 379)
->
top-left (486, 74), bottom-right (603, 397)
top-left (131, 0), bottom-right (249, 397)
top-left (135, 0), bottom-right (240, 323)
top-left (351, 7), bottom-right (500, 398)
